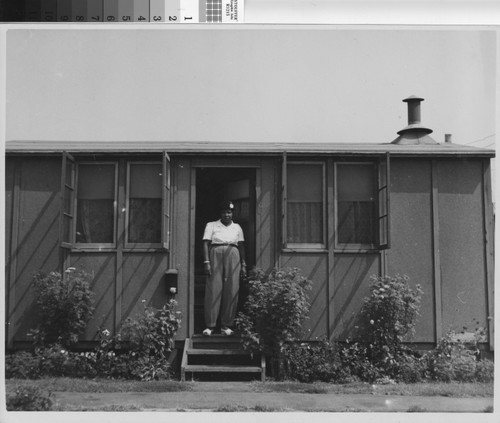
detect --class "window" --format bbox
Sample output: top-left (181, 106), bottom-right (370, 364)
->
top-left (336, 163), bottom-right (376, 245)
top-left (75, 163), bottom-right (117, 245)
top-left (60, 153), bottom-right (171, 250)
top-left (282, 159), bottom-right (325, 248)
top-left (127, 163), bottom-right (162, 245)
top-left (335, 156), bottom-right (390, 250)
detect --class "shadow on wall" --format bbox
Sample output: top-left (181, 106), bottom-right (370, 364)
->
top-left (331, 254), bottom-right (379, 340)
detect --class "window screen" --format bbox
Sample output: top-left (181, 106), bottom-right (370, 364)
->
top-left (76, 164), bottom-right (116, 244)
top-left (287, 163), bottom-right (324, 245)
top-left (128, 163), bottom-right (162, 244)
top-left (337, 163), bottom-right (376, 245)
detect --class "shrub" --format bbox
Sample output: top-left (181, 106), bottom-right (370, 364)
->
top-left (235, 267), bottom-right (312, 379)
top-left (424, 330), bottom-right (493, 382)
top-left (335, 275), bottom-right (425, 383)
top-left (355, 275), bottom-right (423, 376)
top-left (282, 339), bottom-right (352, 383)
top-left (119, 299), bottom-right (182, 360)
top-left (5, 351), bottom-right (41, 379)
top-left (29, 268), bottom-right (95, 347)
top-left (6, 299), bottom-right (182, 381)
top-left (6, 385), bottom-right (53, 411)
top-left (475, 358), bottom-right (494, 383)
top-left (339, 341), bottom-right (384, 383)
top-left (359, 275), bottom-right (422, 357)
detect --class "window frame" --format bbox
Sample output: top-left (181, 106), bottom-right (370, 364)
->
top-left (334, 156), bottom-right (391, 251)
top-left (59, 151), bottom-right (76, 249)
top-left (282, 156), bottom-right (327, 250)
top-left (73, 161), bottom-right (119, 249)
top-left (162, 152), bottom-right (171, 251)
top-left (125, 160), bottom-right (163, 249)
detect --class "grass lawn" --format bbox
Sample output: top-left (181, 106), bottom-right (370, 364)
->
top-left (6, 377), bottom-right (493, 397)
top-left (5, 377), bottom-right (193, 393)
top-left (250, 380), bottom-right (494, 397)
top-left (5, 378), bottom-right (493, 412)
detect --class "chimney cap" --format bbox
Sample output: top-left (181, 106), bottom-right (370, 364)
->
top-left (392, 95), bottom-right (437, 145)
top-left (403, 95), bottom-right (424, 103)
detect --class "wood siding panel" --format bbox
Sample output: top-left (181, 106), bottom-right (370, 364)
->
top-left (10, 157), bottom-right (61, 342)
top-left (387, 159), bottom-right (434, 343)
top-left (5, 159), bottom-right (14, 270)
top-left (332, 253), bottom-right (379, 339)
top-left (5, 159), bottom-right (15, 346)
top-left (172, 158), bottom-right (191, 339)
top-left (437, 160), bottom-right (488, 335)
top-left (280, 253), bottom-right (328, 339)
top-left (121, 252), bottom-right (170, 322)
top-left (255, 160), bottom-right (276, 273)
top-left (70, 253), bottom-right (117, 340)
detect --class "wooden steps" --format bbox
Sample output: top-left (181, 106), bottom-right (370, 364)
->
top-left (181, 335), bottom-right (265, 382)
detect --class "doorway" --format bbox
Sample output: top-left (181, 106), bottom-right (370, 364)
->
top-left (194, 167), bottom-right (256, 334)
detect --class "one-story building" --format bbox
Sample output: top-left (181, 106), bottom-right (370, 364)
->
top-left (5, 95), bottom-right (495, 356)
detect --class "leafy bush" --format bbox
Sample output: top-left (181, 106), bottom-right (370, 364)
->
top-left (335, 275), bottom-right (425, 383)
top-left (235, 267), bottom-right (312, 379)
top-left (5, 351), bottom-right (42, 379)
top-left (282, 339), bottom-right (352, 383)
top-left (6, 299), bottom-right (182, 381)
top-left (119, 299), bottom-right (182, 360)
top-left (424, 330), bottom-right (493, 382)
top-left (29, 268), bottom-right (95, 347)
top-left (359, 275), bottom-right (422, 359)
top-left (6, 385), bottom-right (53, 411)
top-left (339, 341), bottom-right (384, 383)
top-left (475, 358), bottom-right (495, 383)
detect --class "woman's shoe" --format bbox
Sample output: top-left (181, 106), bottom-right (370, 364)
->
top-left (203, 328), bottom-right (213, 336)
top-left (220, 327), bottom-right (234, 336)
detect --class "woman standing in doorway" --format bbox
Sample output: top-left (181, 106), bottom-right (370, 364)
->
top-left (202, 200), bottom-right (246, 336)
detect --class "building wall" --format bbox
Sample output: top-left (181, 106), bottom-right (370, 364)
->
top-left (69, 253), bottom-right (117, 340)
top-left (437, 159), bottom-right (489, 335)
top-left (5, 154), bottom-right (493, 348)
top-left (171, 156), bottom-right (192, 339)
top-left (281, 253), bottom-right (329, 339)
top-left (387, 158), bottom-right (435, 343)
top-left (332, 253), bottom-right (380, 340)
top-left (5, 157), bottom-right (61, 346)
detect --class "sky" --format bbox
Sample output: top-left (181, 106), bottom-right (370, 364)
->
top-left (3, 26), bottom-right (496, 150)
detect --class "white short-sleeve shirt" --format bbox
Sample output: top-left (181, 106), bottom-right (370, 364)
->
top-left (203, 220), bottom-right (244, 245)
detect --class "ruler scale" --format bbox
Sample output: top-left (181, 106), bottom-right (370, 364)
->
top-left (41, 0), bottom-right (57, 22)
top-left (165, 0), bottom-right (179, 23)
top-left (57, 0), bottom-right (72, 22)
top-left (118, 0), bottom-right (134, 22)
top-left (133, 0), bottom-right (150, 22)
top-left (103, 0), bottom-right (119, 22)
top-left (149, 0), bottom-right (164, 22)
top-left (14, 0), bottom-right (243, 22)
top-left (25, 0), bottom-right (41, 21)
top-left (88, 0), bottom-right (103, 22)
top-left (72, 0), bottom-right (87, 22)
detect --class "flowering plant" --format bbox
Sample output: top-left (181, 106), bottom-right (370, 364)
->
top-left (236, 267), bottom-right (312, 379)
top-left (29, 268), bottom-right (95, 347)
top-left (357, 275), bottom-right (423, 374)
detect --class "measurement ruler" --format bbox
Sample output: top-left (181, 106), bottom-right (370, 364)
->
top-left (3, 0), bottom-right (243, 23)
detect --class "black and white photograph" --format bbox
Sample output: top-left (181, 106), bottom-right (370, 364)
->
top-left (1, 1), bottom-right (498, 421)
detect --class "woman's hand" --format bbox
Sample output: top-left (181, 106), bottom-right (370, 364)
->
top-left (240, 264), bottom-right (247, 278)
top-left (204, 262), bottom-right (211, 276)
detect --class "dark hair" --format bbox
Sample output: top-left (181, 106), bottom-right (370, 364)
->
top-left (219, 200), bottom-right (234, 211)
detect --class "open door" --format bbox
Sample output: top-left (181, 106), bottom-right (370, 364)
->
top-left (194, 168), bottom-right (256, 334)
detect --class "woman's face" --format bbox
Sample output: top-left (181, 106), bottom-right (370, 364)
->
top-left (220, 209), bottom-right (233, 225)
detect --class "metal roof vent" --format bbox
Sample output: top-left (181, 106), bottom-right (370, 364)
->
top-left (391, 95), bottom-right (438, 145)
